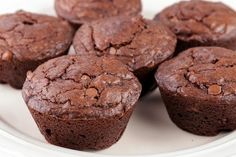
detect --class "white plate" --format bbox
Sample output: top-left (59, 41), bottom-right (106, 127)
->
top-left (1, 0), bottom-right (236, 157)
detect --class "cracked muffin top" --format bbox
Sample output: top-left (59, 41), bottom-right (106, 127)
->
top-left (73, 15), bottom-right (177, 72)
top-left (55, 0), bottom-right (142, 25)
top-left (154, 0), bottom-right (236, 46)
top-left (156, 47), bottom-right (236, 101)
top-left (0, 11), bottom-right (74, 62)
top-left (22, 55), bottom-right (141, 120)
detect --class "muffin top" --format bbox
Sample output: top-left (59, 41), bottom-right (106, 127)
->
top-left (0, 11), bottom-right (74, 62)
top-left (156, 47), bottom-right (236, 101)
top-left (22, 55), bottom-right (141, 120)
top-left (155, 0), bottom-right (236, 44)
top-left (55, 0), bottom-right (142, 24)
top-left (73, 15), bottom-right (177, 72)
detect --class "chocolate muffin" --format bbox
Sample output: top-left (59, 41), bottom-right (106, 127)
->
top-left (55, 0), bottom-right (142, 25)
top-left (0, 11), bottom-right (74, 89)
top-left (22, 55), bottom-right (141, 150)
top-left (156, 47), bottom-right (236, 136)
top-left (73, 15), bottom-right (177, 95)
top-left (154, 0), bottom-right (236, 53)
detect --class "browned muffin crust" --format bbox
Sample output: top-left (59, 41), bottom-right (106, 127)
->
top-left (156, 47), bottom-right (236, 136)
top-left (22, 55), bottom-right (141, 150)
top-left (23, 55), bottom-right (141, 119)
top-left (154, 0), bottom-right (236, 52)
top-left (0, 11), bottom-right (74, 88)
top-left (73, 15), bottom-right (177, 95)
top-left (55, 0), bottom-right (142, 25)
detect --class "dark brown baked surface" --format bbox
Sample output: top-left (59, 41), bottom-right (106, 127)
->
top-left (73, 15), bottom-right (176, 72)
top-left (55, 0), bottom-right (142, 25)
top-left (0, 11), bottom-right (74, 88)
top-left (22, 55), bottom-right (141, 119)
top-left (156, 47), bottom-right (236, 136)
top-left (22, 55), bottom-right (141, 150)
top-left (73, 15), bottom-right (176, 95)
top-left (154, 0), bottom-right (236, 52)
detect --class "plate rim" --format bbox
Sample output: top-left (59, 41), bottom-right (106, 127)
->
top-left (1, 121), bottom-right (236, 157)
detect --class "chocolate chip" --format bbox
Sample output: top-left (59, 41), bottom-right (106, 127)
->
top-left (208, 85), bottom-right (222, 95)
top-left (81, 75), bottom-right (91, 87)
top-left (2, 51), bottom-right (13, 61)
top-left (86, 88), bottom-right (98, 98)
top-left (188, 74), bottom-right (197, 83)
top-left (109, 47), bottom-right (117, 55)
top-left (27, 71), bottom-right (34, 80)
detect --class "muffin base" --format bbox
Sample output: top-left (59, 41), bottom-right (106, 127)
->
top-left (160, 87), bottom-right (236, 136)
top-left (29, 108), bottom-right (134, 150)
